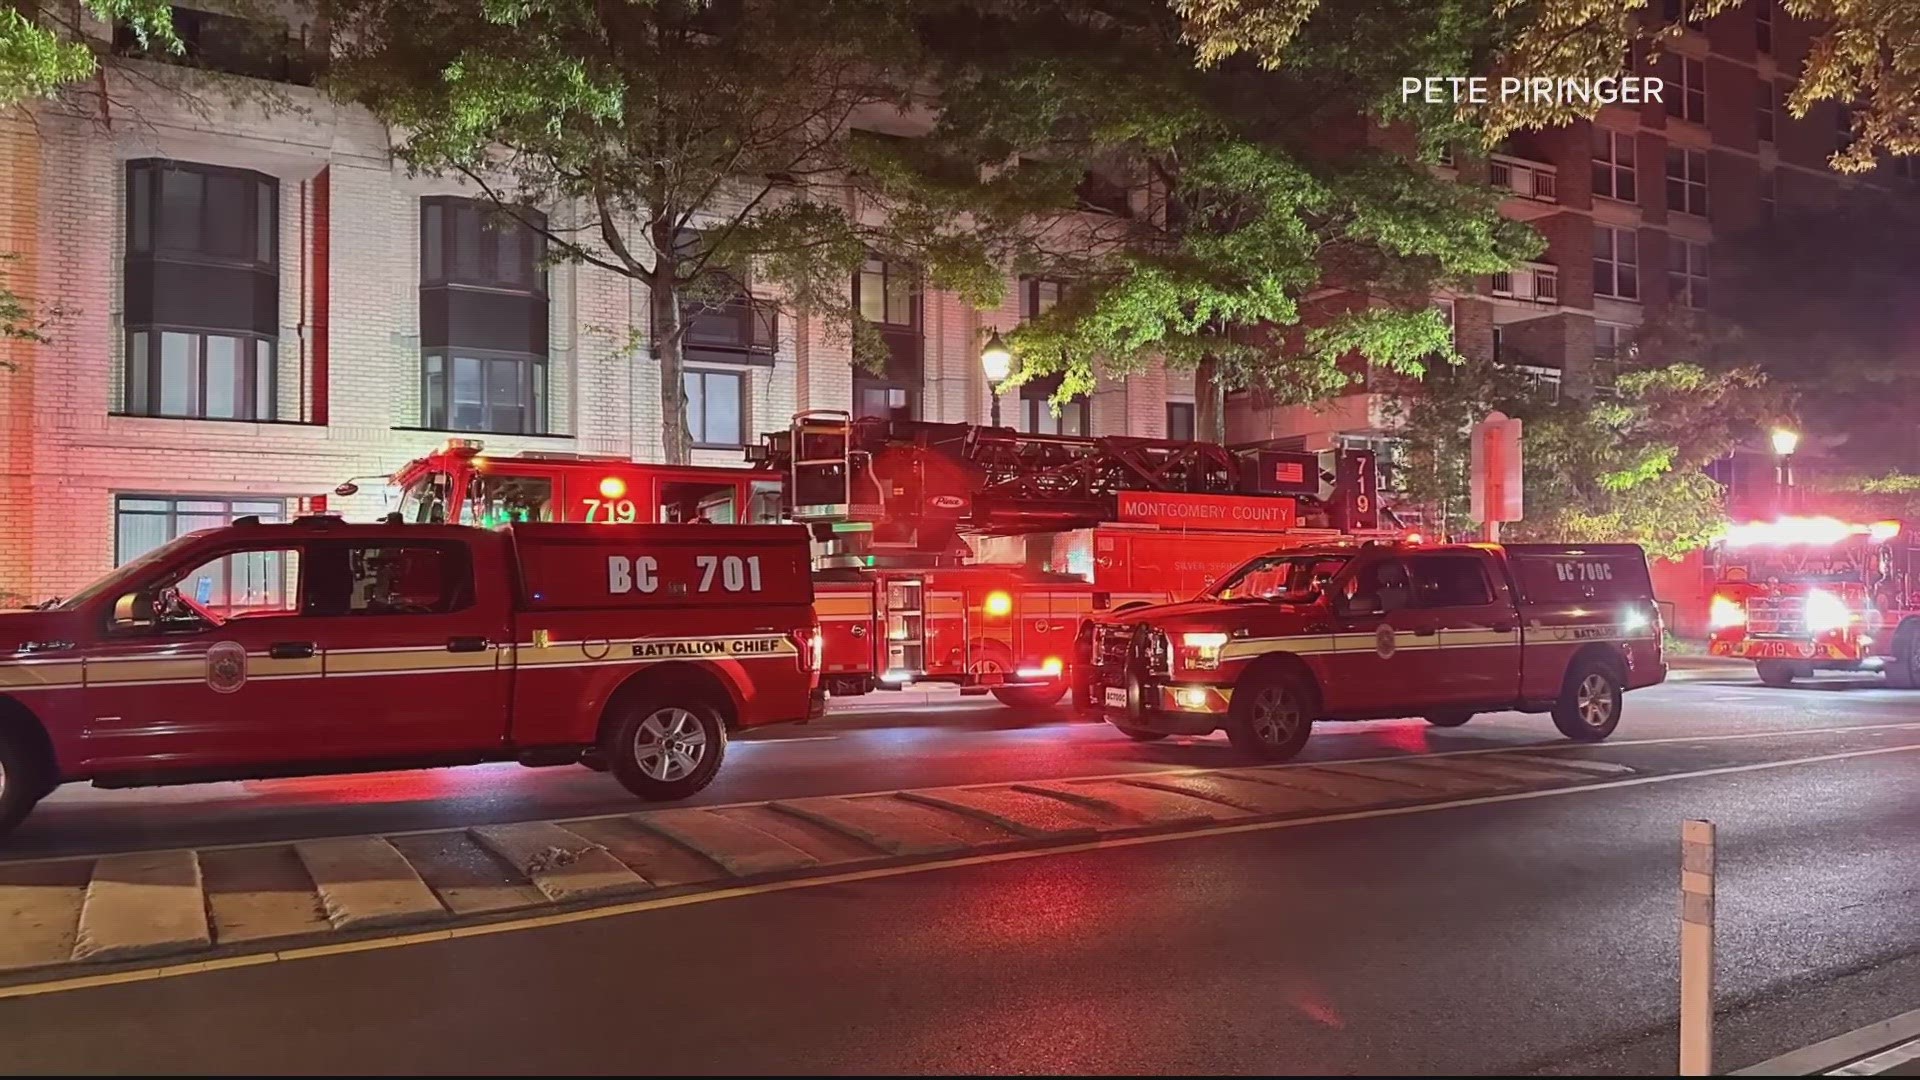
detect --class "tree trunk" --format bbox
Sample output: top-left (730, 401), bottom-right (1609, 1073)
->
top-left (1195, 355), bottom-right (1228, 444)
top-left (651, 277), bottom-right (693, 464)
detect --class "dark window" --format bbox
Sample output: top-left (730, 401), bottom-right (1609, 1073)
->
top-left (1167, 401), bottom-right (1196, 441)
top-left (1754, 0), bottom-right (1773, 53)
top-left (1669, 238), bottom-right (1709, 310)
top-left (1350, 558), bottom-right (1413, 613)
top-left (685, 368), bottom-right (746, 447)
top-left (122, 161), bottom-right (278, 420)
top-left (853, 255), bottom-right (922, 421)
top-left (856, 257), bottom-right (918, 328)
top-left (1075, 169), bottom-right (1132, 216)
top-left (1665, 147), bottom-right (1708, 216)
top-left (1593, 225), bottom-right (1639, 300)
top-left (329, 545), bottom-right (470, 616)
top-left (1665, 56), bottom-right (1706, 123)
top-left (853, 382), bottom-right (914, 423)
top-left (1591, 128), bottom-right (1637, 202)
top-left (115, 495), bottom-right (286, 565)
top-left (1018, 377), bottom-right (1088, 437)
top-left (421, 353), bottom-right (547, 436)
top-left (1756, 80), bottom-right (1776, 143)
top-left (1411, 554), bottom-right (1497, 607)
top-left (112, 6), bottom-right (317, 86)
top-left (1021, 277), bottom-right (1063, 321)
top-left (1660, 0), bottom-right (1685, 22)
top-left (419, 198), bottom-right (549, 434)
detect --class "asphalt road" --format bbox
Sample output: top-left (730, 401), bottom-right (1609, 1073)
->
top-left (0, 694), bottom-right (1914, 1074)
top-left (2, 663), bottom-right (1913, 864)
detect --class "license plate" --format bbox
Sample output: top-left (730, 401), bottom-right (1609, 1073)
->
top-left (1103, 687), bottom-right (1128, 709)
top-left (1749, 640), bottom-right (1812, 659)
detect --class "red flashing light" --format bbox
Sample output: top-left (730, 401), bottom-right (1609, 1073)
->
top-left (598, 476), bottom-right (628, 500)
top-left (984, 590), bottom-right (1013, 617)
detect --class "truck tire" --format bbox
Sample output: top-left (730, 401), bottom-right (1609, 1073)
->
top-left (1225, 667), bottom-right (1315, 761)
top-left (1111, 722), bottom-right (1168, 742)
top-left (1424, 711), bottom-right (1474, 728)
top-left (992, 682), bottom-right (1069, 710)
top-left (1551, 658), bottom-right (1623, 742)
top-left (0, 727), bottom-right (45, 838)
top-left (1884, 625), bottom-right (1919, 689)
top-left (605, 698), bottom-right (727, 802)
top-left (1756, 660), bottom-right (1799, 687)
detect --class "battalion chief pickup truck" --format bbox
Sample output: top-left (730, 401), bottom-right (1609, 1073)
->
top-left (1075, 539), bottom-right (1666, 759)
top-left (0, 515), bottom-right (822, 836)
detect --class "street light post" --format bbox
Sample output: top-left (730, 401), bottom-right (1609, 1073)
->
top-left (1770, 427), bottom-right (1799, 515)
top-left (980, 329), bottom-right (1012, 428)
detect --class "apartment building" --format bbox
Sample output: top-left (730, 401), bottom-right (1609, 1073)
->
top-left (1230, 0), bottom-right (1910, 514)
top-left (0, 7), bottom-right (1195, 603)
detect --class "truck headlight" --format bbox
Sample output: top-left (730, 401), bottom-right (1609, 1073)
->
top-left (1179, 631), bottom-right (1230, 670)
top-left (1709, 595), bottom-right (1745, 630)
top-left (1804, 589), bottom-right (1852, 634)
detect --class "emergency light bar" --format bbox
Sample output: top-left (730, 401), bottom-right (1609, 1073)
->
top-left (1721, 516), bottom-right (1902, 548)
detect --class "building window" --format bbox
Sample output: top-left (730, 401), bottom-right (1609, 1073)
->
top-left (1670, 238), bottom-right (1710, 309)
top-left (1436, 144), bottom-right (1455, 168)
top-left (1754, 0), bottom-right (1773, 54)
top-left (1591, 128), bottom-right (1637, 202)
top-left (854, 383), bottom-right (914, 423)
top-left (1760, 169), bottom-right (1777, 221)
top-left (1665, 56), bottom-right (1706, 123)
top-left (1017, 377), bottom-right (1088, 437)
top-left (684, 368), bottom-right (745, 448)
top-left (1660, 0), bottom-right (1686, 23)
top-left (1075, 168), bottom-right (1133, 216)
top-left (1593, 225), bottom-right (1640, 300)
top-left (123, 161), bottom-right (279, 421)
top-left (1666, 148), bottom-right (1709, 216)
top-left (419, 197), bottom-right (549, 434)
top-left (1166, 401), bottom-right (1196, 441)
top-left (1021, 277), bottom-right (1063, 321)
top-left (115, 495), bottom-right (286, 565)
top-left (1593, 322), bottom-right (1631, 393)
top-left (1756, 80), bottom-right (1776, 144)
top-left (112, 5), bottom-right (317, 86)
top-left (856, 256), bottom-right (918, 328)
top-left (421, 353), bottom-right (547, 435)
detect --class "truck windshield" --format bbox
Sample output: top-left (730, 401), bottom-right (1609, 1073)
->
top-left (1206, 554), bottom-right (1351, 602)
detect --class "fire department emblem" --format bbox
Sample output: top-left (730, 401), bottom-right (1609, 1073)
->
top-left (206, 641), bottom-right (248, 695)
top-left (1374, 623), bottom-right (1398, 659)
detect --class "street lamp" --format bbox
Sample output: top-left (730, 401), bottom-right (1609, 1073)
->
top-left (1770, 427), bottom-right (1799, 513)
top-left (980, 329), bottom-right (1013, 428)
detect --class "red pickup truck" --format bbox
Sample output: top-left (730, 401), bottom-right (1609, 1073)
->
top-left (0, 516), bottom-right (821, 835)
top-left (1076, 539), bottom-right (1666, 758)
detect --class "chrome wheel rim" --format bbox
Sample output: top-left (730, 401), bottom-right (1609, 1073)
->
top-left (633, 708), bottom-right (708, 782)
top-left (1250, 686), bottom-right (1303, 746)
top-left (1575, 673), bottom-right (1614, 728)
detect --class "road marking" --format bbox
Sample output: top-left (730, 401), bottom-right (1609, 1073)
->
top-left (13, 719), bottom-right (1920, 870)
top-left (3, 741), bottom-right (1912, 1002)
top-left (734, 735), bottom-right (840, 744)
top-left (1829, 1038), bottom-right (1920, 1075)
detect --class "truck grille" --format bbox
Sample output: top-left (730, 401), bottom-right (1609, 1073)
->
top-left (1745, 596), bottom-right (1805, 637)
top-left (1093, 624), bottom-right (1131, 669)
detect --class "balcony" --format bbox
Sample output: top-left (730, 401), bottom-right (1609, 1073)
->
top-left (1490, 263), bottom-right (1560, 304)
top-left (1489, 154), bottom-right (1558, 203)
top-left (682, 296), bottom-right (778, 365)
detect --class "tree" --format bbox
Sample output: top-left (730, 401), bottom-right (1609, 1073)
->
top-left (2, 2), bottom-right (175, 109)
top-left (917, 0), bottom-right (1538, 440)
top-left (333, 0), bottom-right (1055, 462)
top-left (1179, 0), bottom-right (1920, 173)
top-left (1388, 359), bottom-right (1787, 557)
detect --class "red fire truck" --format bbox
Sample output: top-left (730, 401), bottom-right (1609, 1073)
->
top-left (1705, 515), bottom-right (1920, 687)
top-left (378, 414), bottom-right (1390, 707)
top-left (0, 516), bottom-right (820, 835)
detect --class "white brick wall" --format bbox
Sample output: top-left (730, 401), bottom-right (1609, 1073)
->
top-left (0, 70), bottom-right (1184, 601)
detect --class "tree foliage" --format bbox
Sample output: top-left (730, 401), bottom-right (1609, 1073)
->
top-left (1180, 0), bottom-right (1920, 173)
top-left (1388, 360), bottom-right (1786, 558)
top-left (1, 1), bottom-right (176, 109)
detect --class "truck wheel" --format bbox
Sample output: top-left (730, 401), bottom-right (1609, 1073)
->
top-left (1551, 659), bottom-right (1622, 742)
top-left (1884, 626), bottom-right (1919, 689)
top-left (0, 728), bottom-right (45, 837)
top-left (1225, 669), bottom-right (1315, 761)
top-left (1756, 660), bottom-right (1799, 687)
top-left (992, 682), bottom-right (1069, 710)
top-left (1424, 711), bottom-right (1474, 728)
top-left (606, 699), bottom-right (727, 802)
top-left (1111, 722), bottom-right (1168, 742)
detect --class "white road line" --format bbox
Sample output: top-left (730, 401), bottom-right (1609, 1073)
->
top-left (1829, 1039), bottom-right (1920, 1076)
top-left (14, 719), bottom-right (1920, 869)
top-left (1, 740), bottom-right (1914, 1002)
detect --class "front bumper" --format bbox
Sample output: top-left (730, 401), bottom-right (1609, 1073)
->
top-left (1710, 637), bottom-right (1865, 662)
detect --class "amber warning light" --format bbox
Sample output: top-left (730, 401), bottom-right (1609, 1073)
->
top-left (598, 476), bottom-right (628, 500)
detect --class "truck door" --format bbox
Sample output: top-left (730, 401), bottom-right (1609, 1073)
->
top-left (1327, 555), bottom-right (1443, 714)
top-left (83, 539), bottom-right (336, 770)
top-left (1406, 551), bottom-right (1522, 706)
top-left (299, 538), bottom-right (510, 755)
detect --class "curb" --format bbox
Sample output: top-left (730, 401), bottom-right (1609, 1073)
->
top-left (1734, 1007), bottom-right (1920, 1076)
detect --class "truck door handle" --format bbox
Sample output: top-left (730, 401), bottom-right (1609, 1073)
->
top-left (446, 636), bottom-right (491, 653)
top-left (1411, 625), bottom-right (1437, 637)
top-left (1491, 621), bottom-right (1515, 634)
top-left (269, 641), bottom-right (316, 660)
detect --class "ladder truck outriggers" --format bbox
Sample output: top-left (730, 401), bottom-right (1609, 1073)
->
top-left (378, 413), bottom-right (1395, 708)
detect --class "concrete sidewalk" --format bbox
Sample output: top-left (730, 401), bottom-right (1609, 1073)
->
top-left (1736, 1008), bottom-right (1920, 1075)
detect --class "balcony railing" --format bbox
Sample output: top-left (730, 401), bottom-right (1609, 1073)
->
top-left (682, 296), bottom-right (778, 358)
top-left (1490, 263), bottom-right (1560, 303)
top-left (1489, 154), bottom-right (1558, 203)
